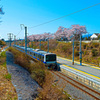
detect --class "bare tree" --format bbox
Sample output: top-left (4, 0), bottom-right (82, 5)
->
top-left (0, 1), bottom-right (4, 22)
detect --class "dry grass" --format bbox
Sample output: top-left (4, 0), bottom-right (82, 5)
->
top-left (0, 51), bottom-right (17, 100)
top-left (36, 71), bottom-right (71, 100)
top-left (30, 40), bottom-right (100, 67)
top-left (8, 47), bottom-right (71, 100)
top-left (8, 47), bottom-right (46, 86)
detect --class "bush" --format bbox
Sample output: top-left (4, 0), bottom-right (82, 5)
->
top-left (0, 51), bottom-right (6, 65)
top-left (8, 47), bottom-right (71, 99)
top-left (92, 43), bottom-right (99, 48)
top-left (83, 44), bottom-right (87, 49)
top-left (83, 51), bottom-right (88, 55)
top-left (8, 47), bottom-right (46, 86)
top-left (0, 51), bottom-right (6, 57)
top-left (74, 51), bottom-right (79, 56)
top-left (37, 72), bottom-right (71, 100)
top-left (31, 69), bottom-right (45, 86)
top-left (92, 49), bottom-right (98, 56)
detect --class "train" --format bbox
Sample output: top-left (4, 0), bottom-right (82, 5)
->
top-left (13, 45), bottom-right (57, 69)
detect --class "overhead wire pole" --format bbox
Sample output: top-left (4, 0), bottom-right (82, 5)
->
top-left (99, 38), bottom-right (100, 67)
top-left (14, 35), bottom-right (16, 45)
top-left (25, 26), bottom-right (27, 54)
top-left (47, 38), bottom-right (49, 52)
top-left (19, 24), bottom-right (28, 54)
top-left (7, 33), bottom-right (13, 47)
top-left (72, 37), bottom-right (74, 65)
top-left (80, 34), bottom-right (82, 65)
top-left (39, 39), bottom-right (41, 50)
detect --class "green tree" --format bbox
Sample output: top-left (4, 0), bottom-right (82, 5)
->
top-left (0, 40), bottom-right (6, 46)
top-left (98, 35), bottom-right (100, 39)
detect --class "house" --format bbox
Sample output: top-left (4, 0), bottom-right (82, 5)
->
top-left (90, 33), bottom-right (100, 40)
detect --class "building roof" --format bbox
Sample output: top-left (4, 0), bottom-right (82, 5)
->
top-left (94, 33), bottom-right (100, 36)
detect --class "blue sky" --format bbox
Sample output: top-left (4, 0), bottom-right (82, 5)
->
top-left (0, 0), bottom-right (100, 40)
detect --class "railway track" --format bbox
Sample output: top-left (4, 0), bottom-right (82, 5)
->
top-left (51, 71), bottom-right (100, 100)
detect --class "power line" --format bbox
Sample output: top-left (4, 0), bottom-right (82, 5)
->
top-left (16, 24), bottom-right (25, 36)
top-left (16, 29), bottom-right (22, 36)
top-left (29, 3), bottom-right (100, 29)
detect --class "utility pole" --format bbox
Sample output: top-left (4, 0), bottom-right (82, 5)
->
top-left (31, 35), bottom-right (34, 48)
top-left (25, 26), bottom-right (27, 54)
top-left (79, 34), bottom-right (82, 65)
top-left (20, 24), bottom-right (27, 54)
top-left (21, 40), bottom-right (23, 46)
top-left (31, 41), bottom-right (33, 48)
top-left (72, 38), bottom-right (74, 65)
top-left (8, 33), bottom-right (13, 47)
top-left (99, 38), bottom-right (100, 67)
top-left (47, 39), bottom-right (49, 52)
top-left (14, 35), bottom-right (16, 45)
top-left (39, 39), bottom-right (41, 50)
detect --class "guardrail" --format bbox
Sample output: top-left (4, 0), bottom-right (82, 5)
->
top-left (60, 66), bottom-right (100, 91)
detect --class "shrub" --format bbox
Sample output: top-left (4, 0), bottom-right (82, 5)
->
top-left (74, 41), bottom-right (79, 46)
top-left (8, 47), bottom-right (46, 86)
top-left (74, 51), bottom-right (79, 56)
top-left (37, 71), bottom-right (71, 100)
top-left (0, 51), bottom-right (6, 65)
top-left (92, 49), bottom-right (98, 56)
top-left (83, 44), bottom-right (87, 49)
top-left (0, 51), bottom-right (6, 57)
top-left (92, 43), bottom-right (99, 48)
top-left (31, 69), bottom-right (45, 86)
top-left (83, 50), bottom-right (87, 55)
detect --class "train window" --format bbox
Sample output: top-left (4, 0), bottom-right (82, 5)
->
top-left (46, 54), bottom-right (56, 62)
top-left (32, 53), bottom-right (34, 56)
top-left (36, 54), bottom-right (38, 58)
top-left (30, 52), bottom-right (32, 55)
top-left (41, 56), bottom-right (44, 61)
top-left (34, 53), bottom-right (35, 56)
top-left (36, 54), bottom-right (37, 57)
top-left (39, 55), bottom-right (41, 59)
top-left (40, 55), bottom-right (42, 59)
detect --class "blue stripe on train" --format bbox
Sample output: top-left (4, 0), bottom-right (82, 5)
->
top-left (37, 58), bottom-right (39, 60)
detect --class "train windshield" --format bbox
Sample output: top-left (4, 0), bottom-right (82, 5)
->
top-left (46, 54), bottom-right (56, 62)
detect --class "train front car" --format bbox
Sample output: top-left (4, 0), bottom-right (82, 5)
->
top-left (44, 53), bottom-right (57, 70)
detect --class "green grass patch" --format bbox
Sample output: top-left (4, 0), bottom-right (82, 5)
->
top-left (0, 51), bottom-right (6, 65)
top-left (4, 73), bottom-right (11, 81)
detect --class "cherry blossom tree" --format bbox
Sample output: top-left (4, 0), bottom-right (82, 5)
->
top-left (27, 32), bottom-right (54, 41)
top-left (54, 25), bottom-right (87, 40)
top-left (27, 25), bottom-right (87, 41)
top-left (71, 25), bottom-right (87, 40)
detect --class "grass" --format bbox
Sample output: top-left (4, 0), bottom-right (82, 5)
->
top-left (8, 47), bottom-right (72, 100)
top-left (4, 73), bottom-right (11, 81)
top-left (0, 51), bottom-right (17, 100)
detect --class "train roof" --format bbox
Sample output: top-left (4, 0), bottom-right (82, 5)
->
top-left (37, 50), bottom-right (55, 55)
top-left (14, 45), bottom-right (56, 55)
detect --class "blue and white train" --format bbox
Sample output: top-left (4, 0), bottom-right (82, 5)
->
top-left (13, 45), bottom-right (57, 69)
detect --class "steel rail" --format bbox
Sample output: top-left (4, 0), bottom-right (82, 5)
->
top-left (51, 71), bottom-right (100, 100)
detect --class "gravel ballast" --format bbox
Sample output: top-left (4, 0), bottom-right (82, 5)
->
top-left (6, 51), bottom-right (40, 100)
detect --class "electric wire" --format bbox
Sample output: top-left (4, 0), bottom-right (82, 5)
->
top-left (16, 3), bottom-right (100, 37)
top-left (28, 3), bottom-right (100, 29)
